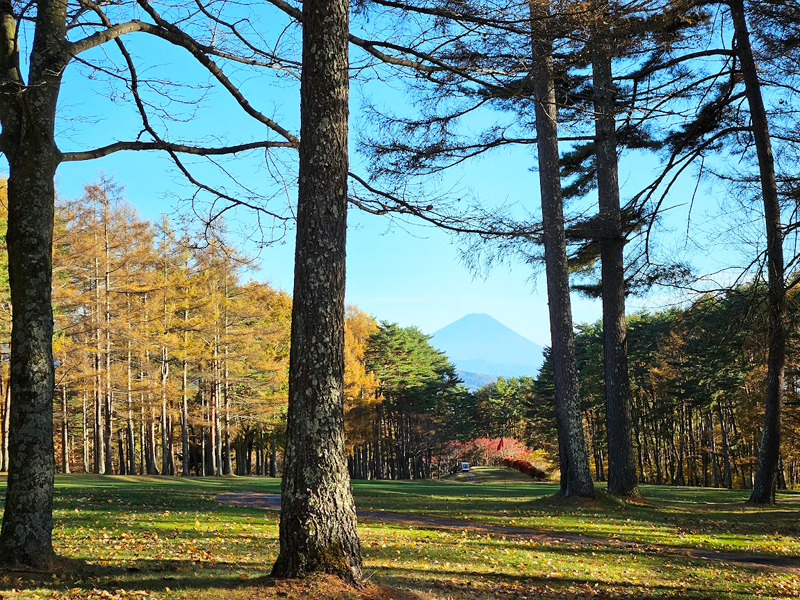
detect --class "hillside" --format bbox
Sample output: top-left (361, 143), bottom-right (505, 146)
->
top-left (456, 369), bottom-right (496, 390)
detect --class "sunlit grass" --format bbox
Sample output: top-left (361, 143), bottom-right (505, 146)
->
top-left (351, 473), bottom-right (800, 555)
top-left (0, 473), bottom-right (797, 599)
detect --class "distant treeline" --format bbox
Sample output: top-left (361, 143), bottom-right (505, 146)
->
top-left (0, 182), bottom-right (793, 488)
top-left (469, 286), bottom-right (800, 490)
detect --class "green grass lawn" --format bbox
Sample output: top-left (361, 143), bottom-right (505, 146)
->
top-left (354, 471), bottom-right (800, 556)
top-left (1, 472), bottom-right (798, 599)
top-left (439, 465), bottom-right (541, 484)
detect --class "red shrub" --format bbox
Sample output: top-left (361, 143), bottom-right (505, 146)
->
top-left (501, 457), bottom-right (546, 480)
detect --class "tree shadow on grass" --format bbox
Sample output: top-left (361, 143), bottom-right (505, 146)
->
top-left (371, 564), bottom-right (739, 600)
top-left (0, 560), bottom-right (422, 600)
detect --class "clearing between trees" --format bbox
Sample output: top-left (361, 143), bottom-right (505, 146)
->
top-left (2, 470), bottom-right (799, 600)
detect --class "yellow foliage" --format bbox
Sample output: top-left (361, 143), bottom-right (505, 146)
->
top-left (343, 305), bottom-right (380, 446)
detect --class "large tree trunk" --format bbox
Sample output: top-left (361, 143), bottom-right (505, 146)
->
top-left (271, 0), bottom-right (362, 582)
top-left (0, 146), bottom-right (59, 568)
top-left (592, 39), bottom-right (639, 498)
top-left (529, 0), bottom-right (594, 498)
top-left (0, 0), bottom-right (65, 567)
top-left (729, 0), bottom-right (785, 505)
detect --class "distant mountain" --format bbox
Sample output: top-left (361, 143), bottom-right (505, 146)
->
top-left (455, 369), bottom-right (496, 391)
top-left (430, 313), bottom-right (545, 382)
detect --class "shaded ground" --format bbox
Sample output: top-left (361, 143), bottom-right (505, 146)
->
top-left (216, 492), bottom-right (800, 574)
top-left (0, 475), bottom-right (795, 599)
top-left (0, 570), bottom-right (417, 600)
top-left (462, 471), bottom-right (479, 484)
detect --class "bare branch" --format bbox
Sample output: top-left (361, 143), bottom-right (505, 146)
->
top-left (61, 139), bottom-right (296, 161)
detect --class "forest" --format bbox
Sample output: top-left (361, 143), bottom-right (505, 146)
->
top-left (0, 0), bottom-right (799, 592)
top-left (1, 179), bottom-right (794, 495)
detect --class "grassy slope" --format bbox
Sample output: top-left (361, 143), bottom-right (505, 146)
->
top-left (1, 473), bottom-right (798, 599)
top-left (439, 466), bottom-right (541, 484)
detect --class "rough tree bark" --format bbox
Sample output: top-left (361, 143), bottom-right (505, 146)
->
top-left (728, 0), bottom-right (785, 505)
top-left (270, 0), bottom-right (362, 582)
top-left (529, 0), bottom-right (594, 498)
top-left (592, 36), bottom-right (640, 498)
top-left (0, 0), bottom-right (65, 568)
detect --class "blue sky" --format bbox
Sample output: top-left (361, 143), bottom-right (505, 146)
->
top-left (44, 22), bottom-right (587, 345)
top-left (56, 144), bottom-right (597, 346)
top-left (54, 136), bottom-right (695, 346)
top-left (11, 9), bottom-right (747, 346)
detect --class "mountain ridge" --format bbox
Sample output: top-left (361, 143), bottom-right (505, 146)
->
top-left (430, 313), bottom-right (545, 386)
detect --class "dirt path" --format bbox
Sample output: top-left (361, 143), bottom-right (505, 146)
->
top-left (215, 492), bottom-right (800, 574)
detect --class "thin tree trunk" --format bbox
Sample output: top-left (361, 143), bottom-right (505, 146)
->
top-left (179, 259), bottom-right (192, 476)
top-left (103, 200), bottom-right (113, 475)
top-left (212, 340), bottom-right (222, 476)
top-left (375, 408), bottom-right (383, 480)
top-left (270, 432), bottom-right (277, 478)
top-left (215, 370), bottom-right (222, 475)
top-left (223, 281), bottom-right (232, 476)
top-left (0, 368), bottom-right (7, 472)
top-left (716, 402), bottom-right (733, 489)
top-left (94, 250), bottom-right (105, 474)
top-left (148, 408), bottom-right (159, 475)
top-left (728, 0), bottom-right (785, 505)
top-left (117, 437), bottom-right (126, 475)
top-left (139, 406), bottom-right (146, 475)
top-left (687, 407), bottom-right (697, 486)
top-left (167, 415), bottom-right (176, 475)
top-left (161, 257), bottom-right (170, 476)
top-left (223, 358), bottom-right (232, 476)
top-left (161, 345), bottom-right (169, 476)
top-left (529, 0), bottom-right (593, 498)
top-left (182, 355), bottom-right (190, 477)
top-left (61, 385), bottom-right (70, 474)
top-left (127, 323), bottom-right (136, 476)
top-left (82, 392), bottom-right (90, 473)
top-left (593, 36), bottom-right (639, 498)
top-left (1, 376), bottom-right (9, 472)
top-left (200, 386), bottom-right (207, 477)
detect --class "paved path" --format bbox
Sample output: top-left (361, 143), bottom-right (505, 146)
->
top-left (215, 492), bottom-right (800, 574)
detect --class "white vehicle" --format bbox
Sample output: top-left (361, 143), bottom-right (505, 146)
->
top-left (460, 462), bottom-right (470, 472)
